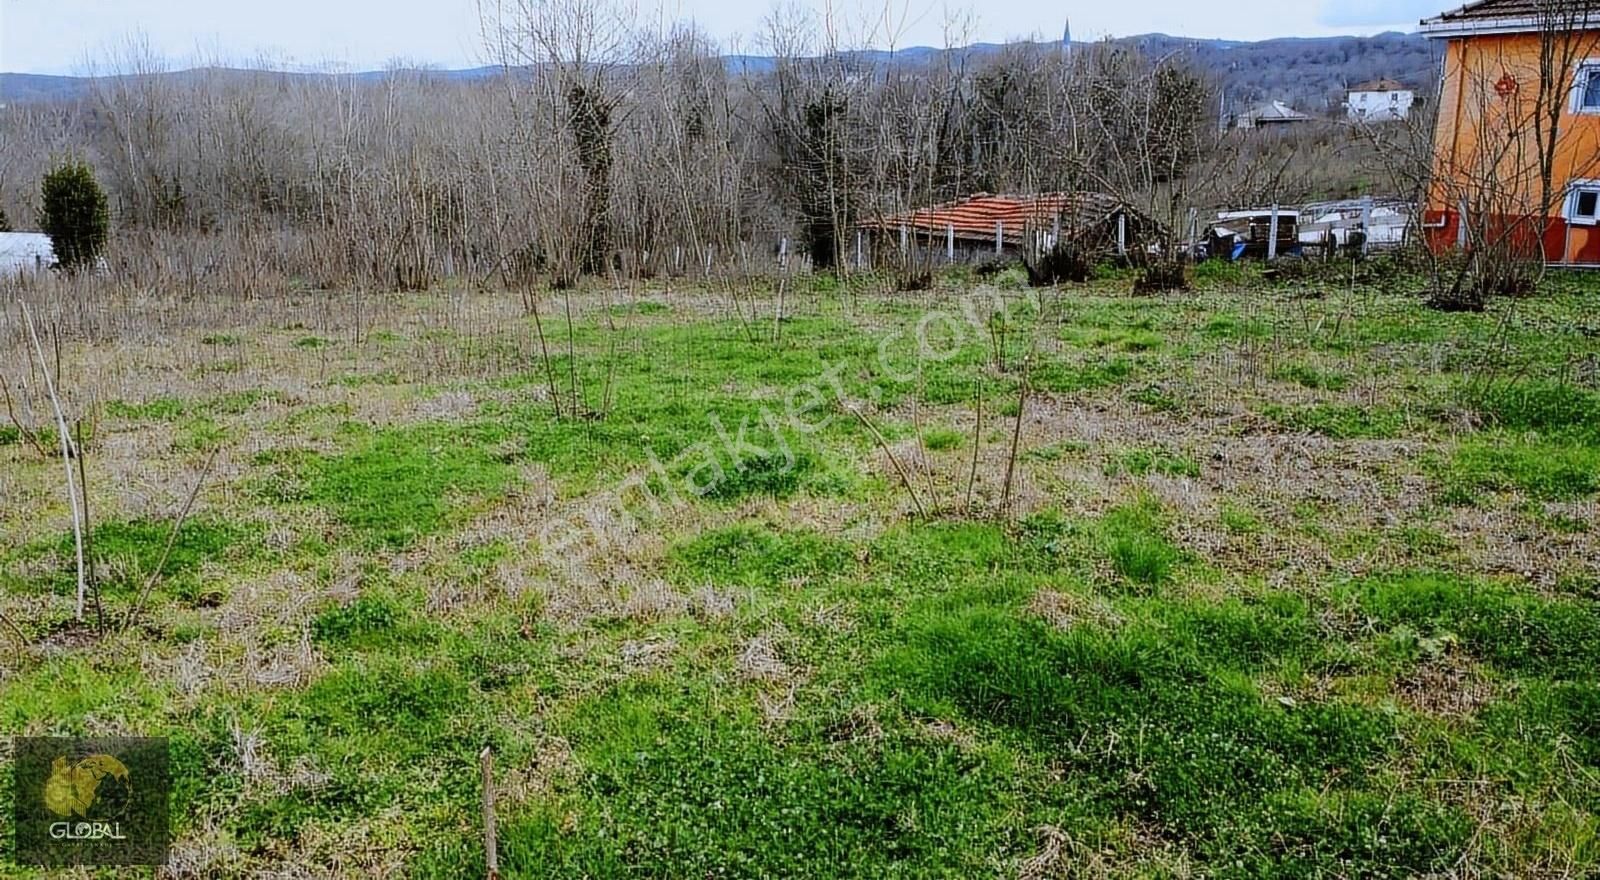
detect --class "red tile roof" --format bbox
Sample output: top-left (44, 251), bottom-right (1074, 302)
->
top-left (1423, 0), bottom-right (1600, 29)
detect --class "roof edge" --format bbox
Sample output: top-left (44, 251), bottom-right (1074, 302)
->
top-left (1419, 16), bottom-right (1554, 37)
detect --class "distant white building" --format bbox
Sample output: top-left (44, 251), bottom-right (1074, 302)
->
top-left (0, 232), bottom-right (54, 275)
top-left (1346, 79), bottom-right (1414, 122)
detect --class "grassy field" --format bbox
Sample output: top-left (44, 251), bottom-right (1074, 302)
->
top-left (2, 266), bottom-right (1599, 877)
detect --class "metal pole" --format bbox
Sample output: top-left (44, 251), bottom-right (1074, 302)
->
top-left (947, 223), bottom-right (954, 262)
top-left (856, 229), bottom-right (863, 268)
top-left (900, 224), bottom-right (908, 255)
top-left (996, 220), bottom-right (1003, 255)
top-left (1117, 213), bottom-right (1127, 258)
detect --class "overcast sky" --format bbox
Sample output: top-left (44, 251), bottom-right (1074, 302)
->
top-left (1, 0), bottom-right (1447, 75)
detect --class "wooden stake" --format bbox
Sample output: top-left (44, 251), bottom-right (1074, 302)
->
top-left (481, 746), bottom-right (500, 880)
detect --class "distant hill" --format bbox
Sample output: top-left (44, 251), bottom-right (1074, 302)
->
top-left (1123, 31), bottom-right (1438, 113)
top-left (1, 32), bottom-right (1438, 115)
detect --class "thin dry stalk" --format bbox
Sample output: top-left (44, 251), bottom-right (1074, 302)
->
top-left (848, 404), bottom-right (927, 518)
top-left (1000, 358), bottom-right (1031, 518)
top-left (965, 376), bottom-right (983, 511)
top-left (75, 419), bottom-right (104, 632)
top-left (21, 302), bottom-right (87, 621)
top-left (911, 363), bottom-right (939, 509)
top-left (121, 449), bottom-right (218, 634)
top-left (2, 377), bottom-right (49, 458)
top-left (0, 611), bottom-right (26, 664)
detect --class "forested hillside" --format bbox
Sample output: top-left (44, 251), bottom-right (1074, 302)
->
top-left (1, 31), bottom-right (1439, 114)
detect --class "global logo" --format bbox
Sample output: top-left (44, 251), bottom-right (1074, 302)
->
top-left (14, 737), bottom-right (168, 866)
top-left (43, 754), bottom-right (131, 841)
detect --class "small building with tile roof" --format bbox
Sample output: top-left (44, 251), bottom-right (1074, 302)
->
top-left (856, 192), bottom-right (1160, 265)
top-left (1233, 101), bottom-right (1311, 130)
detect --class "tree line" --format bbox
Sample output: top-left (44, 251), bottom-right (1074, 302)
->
top-left (0, 1), bottom-right (1401, 294)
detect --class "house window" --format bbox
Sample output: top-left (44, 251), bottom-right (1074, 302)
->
top-left (1575, 64), bottom-right (1600, 112)
top-left (1568, 182), bottom-right (1600, 225)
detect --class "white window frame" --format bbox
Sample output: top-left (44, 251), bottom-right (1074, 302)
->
top-left (1570, 60), bottom-right (1600, 114)
top-left (1565, 179), bottom-right (1600, 226)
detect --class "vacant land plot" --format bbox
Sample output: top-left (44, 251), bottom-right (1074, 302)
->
top-left (3, 269), bottom-right (1599, 877)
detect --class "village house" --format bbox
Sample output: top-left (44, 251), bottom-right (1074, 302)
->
top-left (1422, 0), bottom-right (1600, 265)
top-left (1345, 78), bottom-right (1415, 121)
top-left (1232, 100), bottom-right (1312, 130)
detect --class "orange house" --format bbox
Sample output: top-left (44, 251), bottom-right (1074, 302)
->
top-left (1422, 0), bottom-right (1600, 265)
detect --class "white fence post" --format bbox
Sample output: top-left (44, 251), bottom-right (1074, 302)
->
top-left (946, 223), bottom-right (955, 262)
top-left (1117, 213), bottom-right (1127, 258)
top-left (1359, 197), bottom-right (1373, 256)
top-left (855, 229), bottom-right (863, 268)
top-left (1267, 204), bottom-right (1280, 262)
top-left (995, 220), bottom-right (1003, 255)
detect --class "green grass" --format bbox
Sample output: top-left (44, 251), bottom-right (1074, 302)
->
top-left (1275, 362), bottom-right (1351, 391)
top-left (669, 524), bottom-right (855, 589)
top-left (1098, 500), bottom-right (1183, 588)
top-left (1263, 402), bottom-right (1410, 439)
top-left (1030, 355), bottom-right (1137, 394)
top-left (1107, 446), bottom-right (1200, 478)
top-left (482, 681), bottom-right (1016, 877)
top-left (7, 279), bottom-right (1600, 877)
top-left (872, 590), bottom-right (1463, 873)
top-left (1463, 379), bottom-right (1600, 437)
top-left (921, 426), bottom-right (964, 451)
top-left (305, 425), bottom-right (515, 546)
top-left (1442, 433), bottom-right (1600, 502)
top-left (1346, 572), bottom-right (1600, 679)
